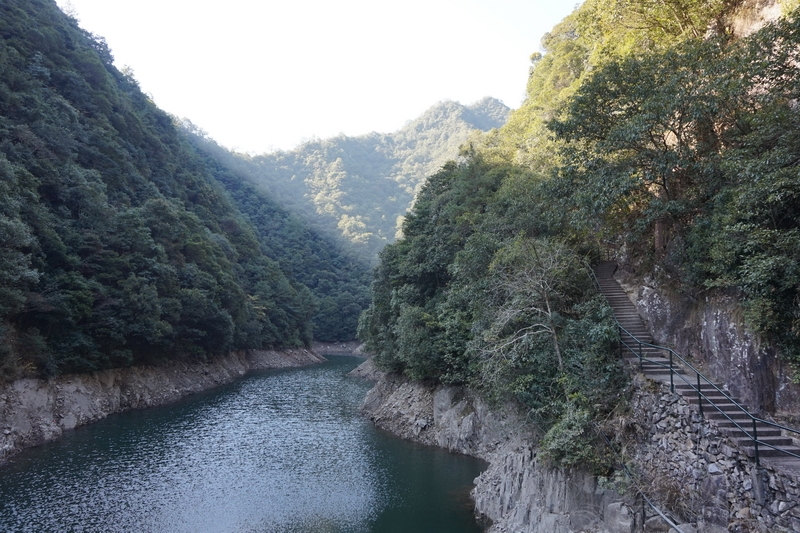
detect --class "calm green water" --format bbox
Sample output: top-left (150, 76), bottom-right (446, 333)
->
top-left (0, 356), bottom-right (486, 532)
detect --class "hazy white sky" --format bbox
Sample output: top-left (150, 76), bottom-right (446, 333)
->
top-left (56, 0), bottom-right (578, 153)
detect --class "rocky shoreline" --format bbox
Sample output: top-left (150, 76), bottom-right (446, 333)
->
top-left (354, 358), bottom-right (634, 533)
top-left (355, 357), bottom-right (800, 533)
top-left (0, 348), bottom-right (325, 462)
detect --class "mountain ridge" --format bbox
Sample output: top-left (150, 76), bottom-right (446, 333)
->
top-left (199, 97), bottom-right (511, 259)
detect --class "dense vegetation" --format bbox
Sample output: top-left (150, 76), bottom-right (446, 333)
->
top-left (238, 98), bottom-right (509, 260)
top-left (359, 0), bottom-right (800, 469)
top-left (0, 0), bottom-right (370, 378)
top-left (183, 129), bottom-right (372, 343)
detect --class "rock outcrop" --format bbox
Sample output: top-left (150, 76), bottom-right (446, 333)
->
top-left (311, 341), bottom-right (365, 355)
top-left (356, 357), bottom-right (800, 532)
top-left (615, 268), bottom-right (800, 420)
top-left (0, 348), bottom-right (324, 461)
top-left (357, 364), bottom-right (636, 533)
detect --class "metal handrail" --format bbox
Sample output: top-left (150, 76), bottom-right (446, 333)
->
top-left (589, 264), bottom-right (800, 465)
top-left (595, 426), bottom-right (685, 533)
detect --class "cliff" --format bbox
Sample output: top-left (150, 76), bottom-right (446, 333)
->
top-left (357, 363), bottom-right (635, 533)
top-left (0, 349), bottom-right (324, 462)
top-left (356, 357), bottom-right (800, 532)
top-left (615, 267), bottom-right (800, 420)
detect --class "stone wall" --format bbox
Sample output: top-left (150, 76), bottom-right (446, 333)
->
top-left (356, 359), bottom-right (800, 533)
top-left (629, 376), bottom-right (800, 533)
top-left (0, 348), bottom-right (325, 462)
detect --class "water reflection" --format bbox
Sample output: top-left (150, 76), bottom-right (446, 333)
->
top-left (0, 357), bottom-right (485, 533)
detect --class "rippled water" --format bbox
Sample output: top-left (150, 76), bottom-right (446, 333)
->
top-left (0, 357), bottom-right (486, 532)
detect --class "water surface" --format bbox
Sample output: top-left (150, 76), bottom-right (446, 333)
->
top-left (0, 356), bottom-right (486, 532)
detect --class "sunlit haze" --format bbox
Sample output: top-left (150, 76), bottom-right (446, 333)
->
top-left (56, 0), bottom-right (578, 153)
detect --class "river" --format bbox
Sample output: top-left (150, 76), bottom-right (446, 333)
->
top-left (0, 356), bottom-right (486, 532)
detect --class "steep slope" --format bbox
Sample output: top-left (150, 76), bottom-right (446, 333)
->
top-left (359, 0), bottom-right (800, 477)
top-left (234, 97), bottom-right (510, 260)
top-left (184, 131), bottom-right (372, 342)
top-left (0, 0), bottom-right (363, 378)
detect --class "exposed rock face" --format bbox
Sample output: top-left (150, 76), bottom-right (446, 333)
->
top-left (311, 341), bottom-right (364, 355)
top-left (727, 0), bottom-right (782, 38)
top-left (346, 356), bottom-right (382, 381)
top-left (0, 348), bottom-right (324, 461)
top-left (358, 365), bottom-right (635, 533)
top-left (357, 358), bottom-right (800, 533)
top-left (616, 269), bottom-right (800, 419)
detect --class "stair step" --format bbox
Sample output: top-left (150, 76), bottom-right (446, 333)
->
top-left (684, 395), bottom-right (741, 404)
top-left (712, 418), bottom-right (770, 429)
top-left (639, 365), bottom-right (685, 374)
top-left (742, 446), bottom-right (800, 459)
top-left (596, 261), bottom-right (800, 467)
top-left (722, 427), bottom-right (784, 438)
top-left (735, 436), bottom-right (796, 447)
top-left (705, 411), bottom-right (756, 422)
top-left (674, 383), bottom-right (728, 393)
top-left (696, 403), bottom-right (749, 413)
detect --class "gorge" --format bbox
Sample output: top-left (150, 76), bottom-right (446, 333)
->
top-left (3, 0), bottom-right (800, 531)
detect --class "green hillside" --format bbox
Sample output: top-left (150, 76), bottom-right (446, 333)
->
top-left (230, 98), bottom-right (509, 260)
top-left (0, 0), bottom-right (369, 378)
top-left (183, 128), bottom-right (372, 344)
top-left (359, 0), bottom-right (800, 469)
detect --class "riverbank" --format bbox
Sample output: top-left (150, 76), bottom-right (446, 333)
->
top-left (354, 359), bottom-right (634, 533)
top-left (356, 359), bottom-right (800, 533)
top-left (0, 348), bottom-right (325, 462)
top-left (312, 341), bottom-right (366, 356)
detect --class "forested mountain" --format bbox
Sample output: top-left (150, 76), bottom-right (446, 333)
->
top-left (359, 0), bottom-right (800, 470)
top-left (204, 98), bottom-right (509, 260)
top-left (0, 0), bottom-right (370, 379)
top-left (182, 130), bottom-right (371, 344)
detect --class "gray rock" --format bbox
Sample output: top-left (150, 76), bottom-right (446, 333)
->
top-left (605, 501), bottom-right (634, 533)
top-left (0, 349), bottom-right (325, 462)
top-left (645, 515), bottom-right (671, 531)
top-left (694, 521), bottom-right (728, 533)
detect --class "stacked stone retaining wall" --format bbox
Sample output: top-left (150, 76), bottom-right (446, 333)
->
top-left (629, 376), bottom-right (800, 532)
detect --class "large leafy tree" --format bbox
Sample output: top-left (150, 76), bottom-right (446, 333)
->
top-left (548, 11), bottom-right (800, 362)
top-left (358, 157), bottom-right (626, 470)
top-left (549, 38), bottom-right (734, 258)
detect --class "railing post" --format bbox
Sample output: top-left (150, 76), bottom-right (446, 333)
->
top-left (638, 340), bottom-right (643, 371)
top-left (752, 418), bottom-right (760, 466)
top-left (697, 372), bottom-right (703, 418)
top-left (669, 350), bottom-right (674, 393)
top-left (641, 496), bottom-right (646, 532)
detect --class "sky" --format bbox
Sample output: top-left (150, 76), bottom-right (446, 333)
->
top-left (56, 0), bottom-right (578, 154)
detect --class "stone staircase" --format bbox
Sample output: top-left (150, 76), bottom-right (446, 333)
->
top-left (594, 261), bottom-right (800, 465)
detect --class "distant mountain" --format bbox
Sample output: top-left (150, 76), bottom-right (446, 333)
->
top-left (203, 98), bottom-right (510, 260)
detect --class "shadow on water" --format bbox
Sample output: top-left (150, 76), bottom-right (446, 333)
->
top-left (0, 356), bottom-right (487, 533)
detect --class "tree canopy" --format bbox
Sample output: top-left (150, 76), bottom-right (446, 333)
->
top-left (359, 0), bottom-right (800, 470)
top-left (0, 0), bottom-right (368, 378)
